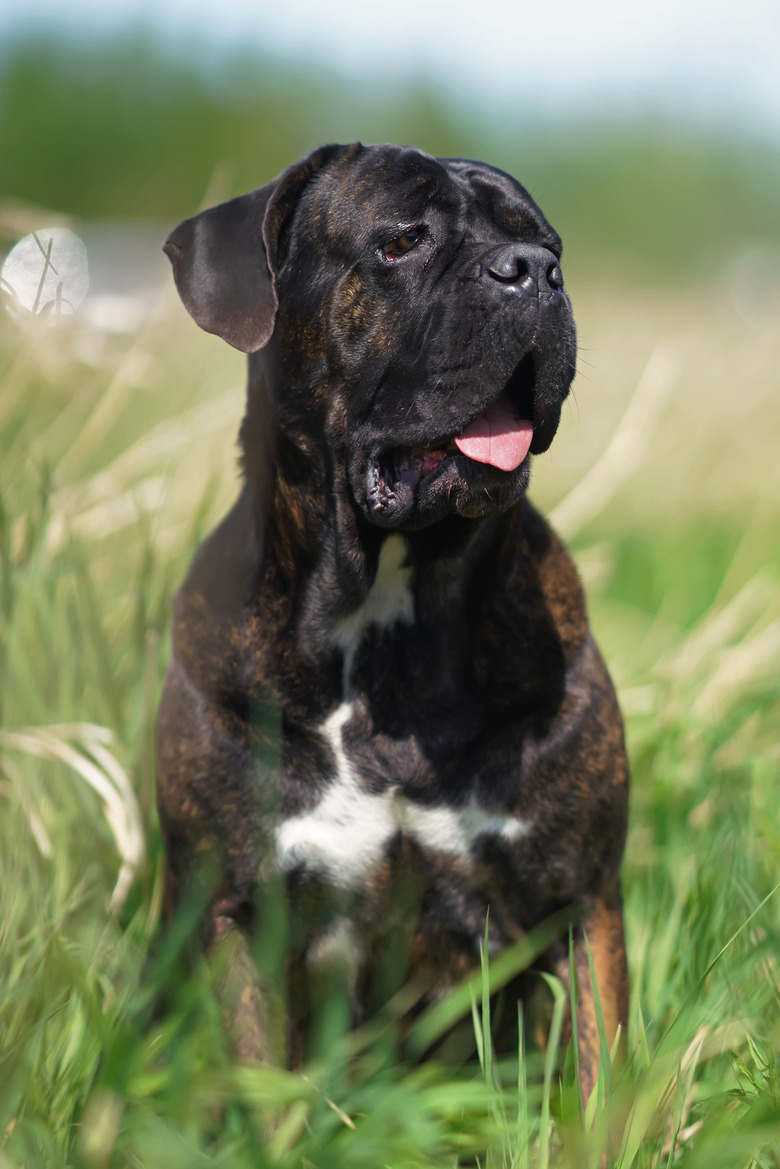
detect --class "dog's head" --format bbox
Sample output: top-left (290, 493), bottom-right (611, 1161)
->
top-left (166, 143), bottom-right (576, 532)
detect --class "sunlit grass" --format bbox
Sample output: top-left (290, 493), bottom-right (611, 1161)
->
top-left (1, 259), bottom-right (779, 1166)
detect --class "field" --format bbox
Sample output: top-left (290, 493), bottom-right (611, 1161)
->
top-left (1, 211), bottom-right (779, 1167)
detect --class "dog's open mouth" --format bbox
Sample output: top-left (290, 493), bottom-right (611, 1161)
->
top-left (386, 395), bottom-right (533, 493)
top-left (376, 357), bottom-right (535, 493)
top-left (364, 353), bottom-right (544, 527)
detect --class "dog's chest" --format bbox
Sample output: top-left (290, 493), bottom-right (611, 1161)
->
top-left (275, 537), bottom-right (532, 900)
top-left (277, 701), bottom-right (532, 893)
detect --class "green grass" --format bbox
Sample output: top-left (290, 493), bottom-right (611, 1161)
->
top-left (1, 261), bottom-right (779, 1167)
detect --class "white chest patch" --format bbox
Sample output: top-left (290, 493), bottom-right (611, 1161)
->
top-left (275, 704), bottom-right (533, 891)
top-left (332, 535), bottom-right (414, 668)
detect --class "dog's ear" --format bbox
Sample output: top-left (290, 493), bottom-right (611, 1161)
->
top-left (164, 144), bottom-right (354, 353)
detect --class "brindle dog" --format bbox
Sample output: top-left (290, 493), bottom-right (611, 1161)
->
top-left (157, 142), bottom-right (629, 1097)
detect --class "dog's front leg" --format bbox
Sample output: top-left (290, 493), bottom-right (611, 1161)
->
top-left (157, 635), bottom-right (287, 1069)
top-left (550, 892), bottom-right (628, 1104)
top-left (208, 909), bottom-right (288, 1067)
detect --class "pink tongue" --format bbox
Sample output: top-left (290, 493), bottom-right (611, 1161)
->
top-left (454, 396), bottom-right (534, 471)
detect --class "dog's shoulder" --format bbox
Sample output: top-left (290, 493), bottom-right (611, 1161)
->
top-left (504, 500), bottom-right (587, 643)
top-left (464, 501), bottom-right (587, 696)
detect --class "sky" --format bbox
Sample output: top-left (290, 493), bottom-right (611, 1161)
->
top-left (2, 0), bottom-right (779, 139)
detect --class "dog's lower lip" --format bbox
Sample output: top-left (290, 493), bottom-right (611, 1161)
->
top-left (368, 443), bottom-right (452, 516)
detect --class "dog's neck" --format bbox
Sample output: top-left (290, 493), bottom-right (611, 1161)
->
top-left (240, 353), bottom-right (520, 678)
top-left (264, 459), bottom-right (513, 661)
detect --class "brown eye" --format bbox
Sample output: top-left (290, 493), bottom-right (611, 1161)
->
top-left (382, 229), bottom-right (422, 260)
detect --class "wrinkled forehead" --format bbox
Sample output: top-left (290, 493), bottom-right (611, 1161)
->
top-left (441, 157), bottom-right (557, 244)
top-left (300, 145), bottom-right (557, 251)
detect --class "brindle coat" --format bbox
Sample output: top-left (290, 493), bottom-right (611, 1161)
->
top-left (157, 143), bottom-right (629, 1097)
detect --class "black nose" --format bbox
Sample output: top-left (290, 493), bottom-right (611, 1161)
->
top-left (486, 244), bottom-right (563, 293)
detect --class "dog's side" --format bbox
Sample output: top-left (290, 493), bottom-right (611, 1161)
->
top-left (157, 142), bottom-right (629, 1095)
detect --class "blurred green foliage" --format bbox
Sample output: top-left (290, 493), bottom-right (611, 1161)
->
top-left (1, 27), bottom-right (779, 281)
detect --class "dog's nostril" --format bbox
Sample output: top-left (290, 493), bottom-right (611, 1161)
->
top-left (547, 264), bottom-right (563, 291)
top-left (487, 248), bottom-right (531, 284)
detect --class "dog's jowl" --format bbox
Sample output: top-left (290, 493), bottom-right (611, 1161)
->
top-left (157, 143), bottom-right (629, 1095)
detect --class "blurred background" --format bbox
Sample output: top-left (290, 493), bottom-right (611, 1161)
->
top-left (1, 5), bottom-right (780, 1164)
top-left (2, 0), bottom-right (779, 523)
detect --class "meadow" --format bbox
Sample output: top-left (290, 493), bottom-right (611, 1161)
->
top-left (1, 227), bottom-right (778, 1169)
top-left (1, 36), bottom-right (780, 1164)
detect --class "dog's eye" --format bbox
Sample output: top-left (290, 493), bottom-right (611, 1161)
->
top-left (382, 230), bottom-right (423, 261)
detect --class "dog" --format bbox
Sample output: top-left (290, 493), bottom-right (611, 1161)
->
top-left (157, 142), bottom-right (629, 1096)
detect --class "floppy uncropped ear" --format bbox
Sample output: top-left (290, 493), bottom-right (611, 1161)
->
top-left (164, 144), bottom-right (355, 354)
top-left (164, 182), bottom-right (277, 353)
